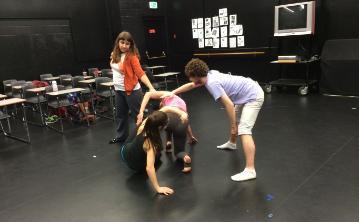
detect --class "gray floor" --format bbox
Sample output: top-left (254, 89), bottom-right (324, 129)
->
top-left (1, 88), bottom-right (359, 222)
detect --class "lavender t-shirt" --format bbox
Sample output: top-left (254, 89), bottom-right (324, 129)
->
top-left (205, 70), bottom-right (259, 105)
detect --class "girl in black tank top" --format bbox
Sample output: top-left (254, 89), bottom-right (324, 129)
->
top-left (121, 110), bottom-right (192, 196)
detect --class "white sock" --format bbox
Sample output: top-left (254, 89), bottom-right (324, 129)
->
top-left (217, 141), bottom-right (237, 150)
top-left (231, 168), bottom-right (256, 181)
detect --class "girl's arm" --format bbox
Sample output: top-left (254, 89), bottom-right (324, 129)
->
top-left (130, 55), bottom-right (156, 91)
top-left (145, 140), bottom-right (174, 195)
top-left (137, 91), bottom-right (167, 126)
top-left (139, 74), bottom-right (155, 91)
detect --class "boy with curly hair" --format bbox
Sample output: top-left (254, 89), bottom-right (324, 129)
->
top-left (167, 58), bottom-right (264, 181)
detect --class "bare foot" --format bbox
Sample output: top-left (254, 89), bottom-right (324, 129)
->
top-left (187, 136), bottom-right (198, 145)
top-left (165, 141), bottom-right (172, 152)
top-left (182, 155), bottom-right (192, 173)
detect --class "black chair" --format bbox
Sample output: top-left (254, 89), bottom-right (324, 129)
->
top-left (142, 65), bottom-right (162, 90)
top-left (3, 79), bottom-right (17, 97)
top-left (72, 76), bottom-right (90, 91)
top-left (22, 84), bottom-right (47, 126)
top-left (101, 69), bottom-right (113, 78)
top-left (40, 73), bottom-right (53, 81)
top-left (11, 80), bottom-right (27, 98)
top-left (59, 74), bottom-right (73, 89)
top-left (45, 85), bottom-right (71, 109)
top-left (87, 68), bottom-right (100, 77)
top-left (95, 77), bottom-right (115, 120)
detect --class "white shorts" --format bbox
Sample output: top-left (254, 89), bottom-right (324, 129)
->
top-left (235, 84), bottom-right (264, 135)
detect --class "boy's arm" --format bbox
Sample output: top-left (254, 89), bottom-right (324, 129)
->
top-left (172, 82), bottom-right (202, 95)
top-left (219, 93), bottom-right (237, 137)
top-left (145, 141), bottom-right (174, 195)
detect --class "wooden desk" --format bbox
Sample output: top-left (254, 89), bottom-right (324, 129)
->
top-left (26, 87), bottom-right (46, 93)
top-left (100, 82), bottom-right (114, 87)
top-left (83, 76), bottom-right (93, 79)
top-left (0, 94), bottom-right (7, 99)
top-left (0, 98), bottom-right (30, 143)
top-left (46, 88), bottom-right (85, 96)
top-left (79, 79), bottom-right (95, 84)
top-left (147, 65), bottom-right (166, 69)
top-left (12, 85), bottom-right (22, 90)
top-left (44, 77), bottom-right (60, 81)
top-left (0, 98), bottom-right (26, 106)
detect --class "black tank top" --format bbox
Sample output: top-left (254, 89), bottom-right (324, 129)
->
top-left (123, 132), bottom-right (147, 171)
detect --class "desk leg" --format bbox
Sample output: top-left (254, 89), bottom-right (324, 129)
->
top-left (5, 106), bottom-right (12, 133)
top-left (1, 103), bottom-right (31, 143)
top-left (305, 63), bottom-right (310, 85)
top-left (58, 96), bottom-right (64, 133)
top-left (38, 93), bottom-right (45, 126)
top-left (89, 84), bottom-right (96, 116)
top-left (175, 74), bottom-right (179, 87)
top-left (22, 102), bottom-right (31, 143)
top-left (164, 77), bottom-right (168, 90)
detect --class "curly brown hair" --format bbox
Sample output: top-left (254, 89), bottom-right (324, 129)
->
top-left (184, 58), bottom-right (209, 77)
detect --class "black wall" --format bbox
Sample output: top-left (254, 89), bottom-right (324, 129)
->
top-left (1, 0), bottom-right (359, 89)
top-left (0, 0), bottom-right (120, 87)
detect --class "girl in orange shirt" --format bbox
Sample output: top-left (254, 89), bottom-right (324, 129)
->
top-left (109, 31), bottom-right (156, 144)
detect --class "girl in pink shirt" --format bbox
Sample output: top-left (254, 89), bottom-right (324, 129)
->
top-left (137, 91), bottom-right (198, 148)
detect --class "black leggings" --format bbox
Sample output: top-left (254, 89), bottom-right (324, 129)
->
top-left (165, 112), bottom-right (188, 160)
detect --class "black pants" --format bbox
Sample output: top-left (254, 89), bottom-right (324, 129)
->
top-left (165, 112), bottom-right (188, 160)
top-left (114, 89), bottom-right (143, 141)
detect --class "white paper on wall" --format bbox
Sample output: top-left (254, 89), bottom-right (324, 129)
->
top-left (220, 26), bottom-right (227, 37)
top-left (197, 18), bottom-right (204, 28)
top-left (198, 38), bottom-right (204, 48)
top-left (205, 38), bottom-right (213, 47)
top-left (192, 19), bottom-right (198, 29)
top-left (221, 37), bottom-right (228, 48)
top-left (211, 27), bottom-right (220, 38)
top-left (229, 37), bottom-right (236, 48)
top-left (213, 38), bottom-right (220, 48)
top-left (219, 8), bottom-right (228, 17)
top-left (212, 16), bottom-right (219, 27)
top-left (198, 29), bottom-right (204, 39)
top-left (237, 36), bottom-right (245, 47)
top-left (219, 16), bottom-right (228, 26)
top-left (205, 28), bottom-right (212, 38)
top-left (229, 24), bottom-right (243, 36)
top-left (192, 29), bottom-right (198, 39)
top-left (205, 18), bottom-right (211, 28)
top-left (229, 14), bottom-right (237, 26)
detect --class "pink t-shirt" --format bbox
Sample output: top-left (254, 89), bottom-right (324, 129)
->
top-left (161, 95), bottom-right (187, 112)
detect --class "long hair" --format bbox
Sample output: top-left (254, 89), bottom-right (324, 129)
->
top-left (111, 31), bottom-right (140, 63)
top-left (143, 111), bottom-right (168, 153)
